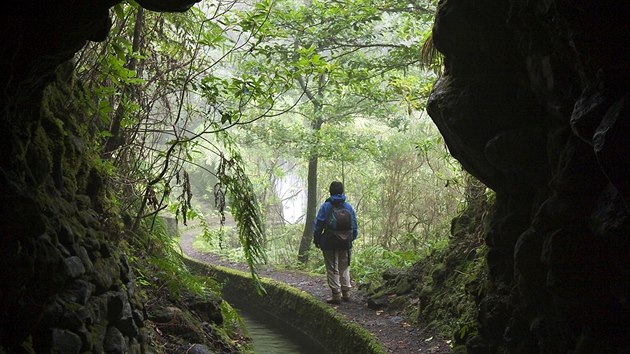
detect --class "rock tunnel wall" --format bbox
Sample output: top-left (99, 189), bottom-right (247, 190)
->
top-left (0, 1), bottom-right (198, 352)
top-left (0, 61), bottom-right (147, 354)
top-left (427, 0), bottom-right (629, 353)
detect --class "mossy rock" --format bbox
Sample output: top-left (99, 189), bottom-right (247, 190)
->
top-left (26, 125), bottom-right (53, 186)
top-left (431, 263), bottom-right (447, 283)
top-left (387, 294), bottom-right (409, 311)
top-left (392, 277), bottom-right (413, 295)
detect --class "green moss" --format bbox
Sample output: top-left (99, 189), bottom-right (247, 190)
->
top-left (32, 64), bottom-right (107, 207)
top-left (26, 125), bottom-right (53, 185)
top-left (393, 277), bottom-right (413, 295)
top-left (430, 263), bottom-right (447, 283)
top-left (388, 294), bottom-right (409, 311)
top-left (414, 244), bottom-right (487, 345)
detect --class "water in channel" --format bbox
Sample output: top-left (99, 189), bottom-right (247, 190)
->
top-left (236, 307), bottom-right (327, 354)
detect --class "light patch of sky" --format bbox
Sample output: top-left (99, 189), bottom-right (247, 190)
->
top-left (275, 160), bottom-right (306, 224)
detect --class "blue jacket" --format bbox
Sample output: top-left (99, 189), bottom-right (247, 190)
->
top-left (313, 194), bottom-right (358, 250)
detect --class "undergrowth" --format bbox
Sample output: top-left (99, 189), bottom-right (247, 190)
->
top-left (124, 215), bottom-right (251, 353)
top-left (189, 210), bottom-right (451, 292)
top-left (128, 216), bottom-right (215, 299)
top-left (362, 178), bottom-right (491, 352)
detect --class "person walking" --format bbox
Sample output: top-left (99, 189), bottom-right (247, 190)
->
top-left (313, 181), bottom-right (358, 304)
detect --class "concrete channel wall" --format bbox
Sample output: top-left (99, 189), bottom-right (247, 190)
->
top-left (184, 257), bottom-right (386, 354)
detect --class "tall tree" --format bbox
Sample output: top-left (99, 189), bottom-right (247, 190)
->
top-left (297, 73), bottom-right (326, 263)
top-left (234, 0), bottom-right (437, 262)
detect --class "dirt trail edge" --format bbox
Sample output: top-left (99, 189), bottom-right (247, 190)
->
top-left (180, 229), bottom-right (452, 354)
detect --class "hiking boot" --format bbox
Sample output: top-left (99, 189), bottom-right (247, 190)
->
top-left (326, 294), bottom-right (342, 304)
top-left (342, 292), bottom-right (351, 302)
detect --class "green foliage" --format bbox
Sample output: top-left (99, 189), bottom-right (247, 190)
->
top-left (75, 0), bottom-right (451, 271)
top-left (70, 0), bottom-right (473, 345)
top-left (229, 0), bottom-right (442, 167)
top-left (193, 211), bottom-right (316, 270)
top-left (350, 245), bottom-right (423, 285)
top-left (211, 133), bottom-right (268, 291)
top-left (262, 224), bottom-right (307, 267)
top-left (382, 175), bottom-right (490, 342)
top-left (128, 215), bottom-right (220, 299)
top-left (203, 114), bottom-right (465, 281)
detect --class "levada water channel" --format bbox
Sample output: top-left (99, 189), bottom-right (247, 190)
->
top-left (235, 304), bottom-right (327, 354)
top-left (184, 258), bottom-right (382, 354)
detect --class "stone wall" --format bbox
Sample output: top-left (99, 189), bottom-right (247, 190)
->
top-left (0, 1), bottom-right (199, 352)
top-left (427, 0), bottom-right (629, 352)
top-left (0, 64), bottom-right (146, 353)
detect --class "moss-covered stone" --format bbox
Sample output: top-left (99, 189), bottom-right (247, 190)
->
top-left (26, 124), bottom-right (53, 186)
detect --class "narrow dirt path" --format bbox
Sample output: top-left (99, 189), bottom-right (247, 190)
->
top-left (180, 228), bottom-right (451, 354)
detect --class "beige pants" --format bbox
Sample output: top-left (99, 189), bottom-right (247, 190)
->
top-left (322, 249), bottom-right (351, 295)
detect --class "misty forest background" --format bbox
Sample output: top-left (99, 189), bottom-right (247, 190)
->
top-left (76, 0), bottom-right (485, 333)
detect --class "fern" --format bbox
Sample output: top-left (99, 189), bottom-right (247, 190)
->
top-left (213, 131), bottom-right (268, 294)
top-left (130, 215), bottom-right (221, 299)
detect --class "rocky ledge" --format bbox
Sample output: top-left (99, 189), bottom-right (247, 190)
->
top-left (427, 0), bottom-right (629, 353)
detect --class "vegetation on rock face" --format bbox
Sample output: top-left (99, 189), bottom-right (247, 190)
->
top-left (364, 176), bottom-right (490, 350)
top-left (427, 1), bottom-right (630, 353)
top-left (129, 217), bottom-right (251, 353)
top-left (6, 63), bottom-right (248, 352)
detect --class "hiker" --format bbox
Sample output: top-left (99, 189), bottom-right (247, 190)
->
top-left (313, 181), bottom-right (358, 304)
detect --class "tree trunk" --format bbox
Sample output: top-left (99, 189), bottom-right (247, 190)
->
top-left (297, 153), bottom-right (320, 263)
top-left (295, 56), bottom-right (327, 262)
top-left (103, 7), bottom-right (144, 158)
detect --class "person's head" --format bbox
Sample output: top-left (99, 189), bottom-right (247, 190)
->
top-left (329, 181), bottom-right (344, 196)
